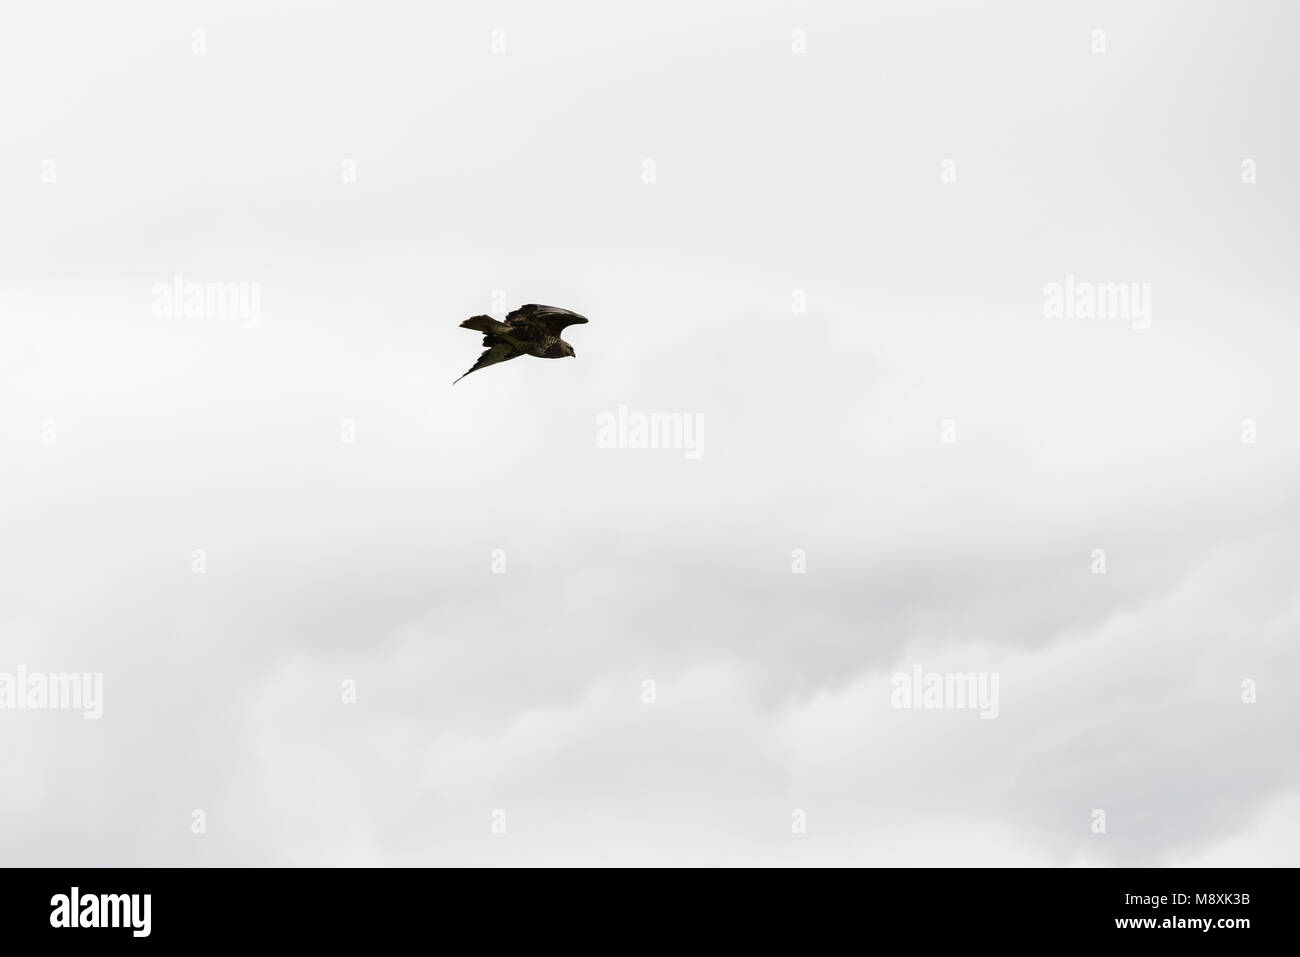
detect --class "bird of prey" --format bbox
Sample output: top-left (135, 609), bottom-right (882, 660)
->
top-left (453, 303), bottom-right (588, 384)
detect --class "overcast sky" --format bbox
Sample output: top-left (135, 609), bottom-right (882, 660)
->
top-left (1, 0), bottom-right (1297, 866)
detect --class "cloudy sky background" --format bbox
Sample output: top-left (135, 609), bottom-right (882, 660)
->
top-left (1, 0), bottom-right (1297, 865)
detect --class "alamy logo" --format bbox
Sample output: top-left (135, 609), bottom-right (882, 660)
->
top-left (50, 887), bottom-right (151, 937)
top-left (151, 273), bottom-right (262, 328)
top-left (1043, 274), bottom-right (1151, 330)
top-left (0, 666), bottom-right (102, 719)
top-left (890, 665), bottom-right (999, 719)
top-left (596, 405), bottom-right (704, 460)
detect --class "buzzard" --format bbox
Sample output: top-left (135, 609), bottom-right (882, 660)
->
top-left (453, 303), bottom-right (588, 384)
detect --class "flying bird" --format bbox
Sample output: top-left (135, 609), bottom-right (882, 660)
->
top-left (454, 303), bottom-right (588, 384)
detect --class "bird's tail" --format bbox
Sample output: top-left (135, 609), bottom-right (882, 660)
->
top-left (460, 315), bottom-right (511, 335)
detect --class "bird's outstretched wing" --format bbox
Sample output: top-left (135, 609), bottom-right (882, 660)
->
top-left (453, 341), bottom-right (522, 384)
top-left (505, 304), bottom-right (589, 336)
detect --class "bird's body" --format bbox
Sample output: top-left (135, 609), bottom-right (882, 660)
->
top-left (454, 304), bottom-right (588, 383)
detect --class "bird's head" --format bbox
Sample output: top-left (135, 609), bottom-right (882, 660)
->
top-left (561, 342), bottom-right (576, 358)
